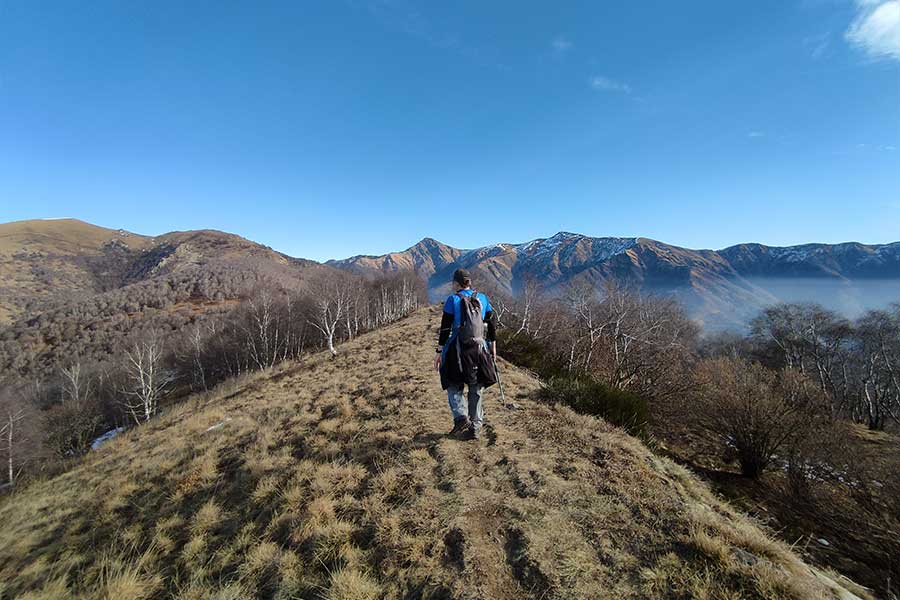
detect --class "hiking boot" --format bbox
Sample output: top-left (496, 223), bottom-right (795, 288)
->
top-left (464, 424), bottom-right (481, 441)
top-left (449, 416), bottom-right (470, 437)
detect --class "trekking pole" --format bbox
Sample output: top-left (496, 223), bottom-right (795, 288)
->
top-left (492, 354), bottom-right (507, 404)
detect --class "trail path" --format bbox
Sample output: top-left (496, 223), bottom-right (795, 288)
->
top-left (246, 305), bottom-right (862, 599)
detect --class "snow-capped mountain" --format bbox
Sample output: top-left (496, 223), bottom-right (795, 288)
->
top-left (329, 233), bottom-right (900, 329)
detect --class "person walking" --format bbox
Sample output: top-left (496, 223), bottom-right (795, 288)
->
top-left (434, 269), bottom-right (497, 440)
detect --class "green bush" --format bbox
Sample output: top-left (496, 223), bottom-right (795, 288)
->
top-left (44, 402), bottom-right (103, 458)
top-left (539, 376), bottom-right (649, 436)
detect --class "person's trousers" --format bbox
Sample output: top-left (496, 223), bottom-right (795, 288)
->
top-left (447, 383), bottom-right (484, 431)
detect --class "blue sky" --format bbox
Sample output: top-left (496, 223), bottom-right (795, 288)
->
top-left (1, 1), bottom-right (898, 261)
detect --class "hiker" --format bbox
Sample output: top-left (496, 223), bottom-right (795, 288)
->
top-left (434, 268), bottom-right (497, 440)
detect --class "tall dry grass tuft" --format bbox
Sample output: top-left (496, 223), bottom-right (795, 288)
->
top-left (191, 499), bottom-right (225, 536)
top-left (94, 550), bottom-right (163, 600)
top-left (323, 568), bottom-right (381, 600)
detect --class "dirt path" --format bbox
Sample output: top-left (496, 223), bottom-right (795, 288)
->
top-left (277, 305), bottom-right (864, 599)
top-left (300, 305), bottom-right (555, 598)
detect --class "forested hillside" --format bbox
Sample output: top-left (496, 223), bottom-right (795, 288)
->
top-left (491, 282), bottom-right (900, 597)
top-left (0, 219), bottom-right (426, 487)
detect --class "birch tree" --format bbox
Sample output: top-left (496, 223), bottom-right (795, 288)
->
top-left (852, 308), bottom-right (900, 429)
top-left (309, 278), bottom-right (351, 357)
top-left (512, 276), bottom-right (545, 339)
top-left (59, 362), bottom-right (92, 406)
top-left (243, 290), bottom-right (285, 370)
top-left (122, 337), bottom-right (172, 424)
top-left (0, 399), bottom-right (26, 487)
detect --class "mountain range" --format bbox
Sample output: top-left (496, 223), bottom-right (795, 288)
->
top-left (2, 218), bottom-right (899, 331)
top-left (329, 233), bottom-right (900, 329)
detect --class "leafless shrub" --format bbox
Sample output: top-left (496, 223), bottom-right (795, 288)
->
top-left (691, 357), bottom-right (831, 478)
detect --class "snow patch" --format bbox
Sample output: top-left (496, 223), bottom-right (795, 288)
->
top-left (205, 418), bottom-right (232, 433)
top-left (515, 233), bottom-right (637, 264)
top-left (91, 427), bottom-right (124, 451)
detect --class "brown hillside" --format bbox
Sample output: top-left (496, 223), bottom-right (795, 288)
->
top-left (0, 307), bottom-right (868, 599)
top-left (0, 219), bottom-right (321, 326)
top-left (0, 218), bottom-right (151, 255)
top-left (0, 219), bottom-right (152, 323)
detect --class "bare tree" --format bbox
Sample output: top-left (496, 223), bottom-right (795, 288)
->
top-left (510, 276), bottom-right (546, 339)
top-left (852, 308), bottom-right (900, 429)
top-left (308, 276), bottom-right (352, 357)
top-left (282, 292), bottom-right (312, 361)
top-left (692, 357), bottom-right (829, 478)
top-left (751, 303), bottom-right (853, 415)
top-left (122, 337), bottom-right (172, 424)
top-left (179, 323), bottom-right (209, 393)
top-left (242, 290), bottom-right (285, 370)
top-left (751, 303), bottom-right (812, 372)
top-left (0, 396), bottom-right (27, 487)
top-left (59, 362), bottom-right (92, 406)
top-left (556, 282), bottom-right (697, 401)
top-left (496, 279), bottom-right (696, 402)
top-left (373, 273), bottom-right (423, 327)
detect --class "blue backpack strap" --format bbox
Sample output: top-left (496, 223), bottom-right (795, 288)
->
top-left (452, 292), bottom-right (462, 328)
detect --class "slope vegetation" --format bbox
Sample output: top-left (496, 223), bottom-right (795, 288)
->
top-left (0, 219), bottom-right (330, 380)
top-left (0, 218), bottom-right (322, 325)
top-left (0, 308), bottom-right (867, 599)
top-left (0, 219), bottom-right (152, 323)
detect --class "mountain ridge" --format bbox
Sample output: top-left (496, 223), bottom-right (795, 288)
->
top-left (329, 232), bottom-right (900, 329)
top-left (3, 218), bottom-right (899, 330)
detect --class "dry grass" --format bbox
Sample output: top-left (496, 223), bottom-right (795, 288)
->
top-left (0, 307), bottom-right (869, 599)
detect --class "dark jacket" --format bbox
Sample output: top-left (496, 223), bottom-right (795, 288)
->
top-left (438, 290), bottom-right (497, 390)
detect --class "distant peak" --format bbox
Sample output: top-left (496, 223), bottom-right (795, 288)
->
top-left (549, 231), bottom-right (582, 240)
top-left (409, 237), bottom-right (454, 252)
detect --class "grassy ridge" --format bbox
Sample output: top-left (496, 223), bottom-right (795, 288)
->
top-left (0, 307), bottom-right (869, 599)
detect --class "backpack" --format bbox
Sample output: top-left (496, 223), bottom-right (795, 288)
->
top-left (439, 290), bottom-right (497, 389)
top-left (456, 291), bottom-right (485, 349)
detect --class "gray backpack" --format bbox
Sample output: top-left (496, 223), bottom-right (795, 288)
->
top-left (457, 291), bottom-right (484, 348)
top-left (450, 290), bottom-right (497, 388)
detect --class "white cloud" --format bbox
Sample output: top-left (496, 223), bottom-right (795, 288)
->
top-left (846, 0), bottom-right (900, 60)
top-left (551, 36), bottom-right (573, 55)
top-left (748, 131), bottom-right (765, 138)
top-left (589, 75), bottom-right (631, 94)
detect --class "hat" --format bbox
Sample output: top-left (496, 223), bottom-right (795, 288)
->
top-left (453, 268), bottom-right (471, 286)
